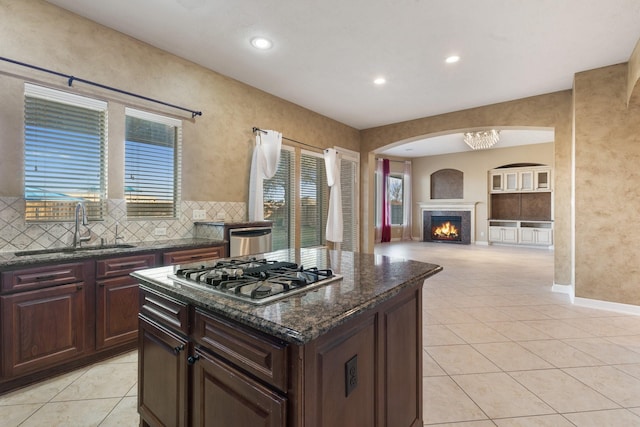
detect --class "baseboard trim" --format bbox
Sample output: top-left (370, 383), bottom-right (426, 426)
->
top-left (573, 297), bottom-right (640, 316)
top-left (551, 283), bottom-right (574, 303)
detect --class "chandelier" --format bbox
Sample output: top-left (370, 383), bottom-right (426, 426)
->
top-left (463, 129), bottom-right (500, 150)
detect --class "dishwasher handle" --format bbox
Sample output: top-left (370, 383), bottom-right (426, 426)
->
top-left (229, 227), bottom-right (272, 237)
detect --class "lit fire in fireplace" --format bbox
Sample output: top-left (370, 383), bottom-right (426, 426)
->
top-left (432, 221), bottom-right (460, 240)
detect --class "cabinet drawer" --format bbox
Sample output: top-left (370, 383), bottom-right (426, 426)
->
top-left (193, 309), bottom-right (288, 391)
top-left (1, 262), bottom-right (86, 293)
top-left (163, 246), bottom-right (223, 265)
top-left (139, 287), bottom-right (189, 335)
top-left (96, 253), bottom-right (158, 279)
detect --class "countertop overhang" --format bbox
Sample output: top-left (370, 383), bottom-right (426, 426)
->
top-left (132, 248), bottom-right (442, 345)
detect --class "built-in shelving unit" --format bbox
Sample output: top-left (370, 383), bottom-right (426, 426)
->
top-left (488, 165), bottom-right (553, 247)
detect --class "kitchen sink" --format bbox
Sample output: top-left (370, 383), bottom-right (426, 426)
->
top-left (15, 243), bottom-right (136, 257)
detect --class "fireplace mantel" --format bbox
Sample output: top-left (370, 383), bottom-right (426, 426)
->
top-left (419, 202), bottom-right (479, 244)
top-left (418, 201), bottom-right (479, 211)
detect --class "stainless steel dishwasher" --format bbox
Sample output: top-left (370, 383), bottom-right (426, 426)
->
top-left (229, 227), bottom-right (273, 256)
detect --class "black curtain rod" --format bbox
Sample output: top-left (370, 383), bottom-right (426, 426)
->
top-left (0, 56), bottom-right (202, 119)
top-left (252, 127), bottom-right (323, 151)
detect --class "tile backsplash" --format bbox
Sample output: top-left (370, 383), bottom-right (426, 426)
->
top-left (0, 197), bottom-right (245, 253)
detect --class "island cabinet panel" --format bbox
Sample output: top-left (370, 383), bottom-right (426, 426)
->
top-left (138, 317), bottom-right (189, 427)
top-left (1, 282), bottom-right (88, 378)
top-left (303, 313), bottom-right (377, 427)
top-left (191, 347), bottom-right (287, 427)
top-left (136, 266), bottom-right (429, 427)
top-left (382, 288), bottom-right (422, 427)
top-left (192, 309), bottom-right (288, 392)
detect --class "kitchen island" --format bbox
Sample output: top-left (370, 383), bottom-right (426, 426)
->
top-left (132, 248), bottom-right (442, 427)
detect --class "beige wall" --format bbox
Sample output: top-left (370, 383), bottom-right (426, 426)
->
top-left (361, 92), bottom-right (573, 286)
top-left (4, 0), bottom-right (640, 307)
top-left (411, 143), bottom-right (554, 241)
top-left (574, 63), bottom-right (640, 305)
top-left (0, 0), bottom-right (360, 203)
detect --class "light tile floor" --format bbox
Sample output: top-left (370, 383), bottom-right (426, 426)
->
top-left (2, 242), bottom-right (640, 426)
top-left (375, 241), bottom-right (640, 427)
top-left (0, 351), bottom-right (139, 426)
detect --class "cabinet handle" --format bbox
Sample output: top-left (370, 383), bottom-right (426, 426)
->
top-left (76, 285), bottom-right (83, 291)
top-left (173, 344), bottom-right (185, 354)
top-left (187, 354), bottom-right (200, 365)
top-left (120, 264), bottom-right (136, 269)
top-left (35, 274), bottom-right (56, 281)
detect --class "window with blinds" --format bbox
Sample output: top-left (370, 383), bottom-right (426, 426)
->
top-left (263, 147), bottom-right (295, 250)
top-left (340, 155), bottom-right (359, 251)
top-left (125, 108), bottom-right (181, 218)
top-left (24, 84), bottom-right (107, 222)
top-left (300, 151), bottom-right (328, 248)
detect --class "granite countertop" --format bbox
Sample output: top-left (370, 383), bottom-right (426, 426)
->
top-left (0, 238), bottom-right (226, 269)
top-left (132, 248), bottom-right (442, 345)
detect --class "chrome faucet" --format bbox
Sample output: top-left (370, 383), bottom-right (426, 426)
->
top-left (73, 202), bottom-right (91, 248)
top-left (114, 222), bottom-right (124, 244)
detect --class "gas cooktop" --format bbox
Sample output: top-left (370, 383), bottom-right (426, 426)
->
top-left (168, 257), bottom-right (341, 305)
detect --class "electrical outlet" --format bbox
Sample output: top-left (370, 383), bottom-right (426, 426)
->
top-left (345, 355), bottom-right (358, 397)
top-left (154, 227), bottom-right (167, 236)
top-left (192, 209), bottom-right (206, 220)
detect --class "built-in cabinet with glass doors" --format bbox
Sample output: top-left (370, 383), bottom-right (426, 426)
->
top-left (488, 165), bottom-right (553, 247)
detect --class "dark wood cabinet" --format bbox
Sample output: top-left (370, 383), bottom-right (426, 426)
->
top-left (303, 313), bottom-right (376, 427)
top-left (191, 348), bottom-right (287, 427)
top-left (96, 275), bottom-right (143, 350)
top-left (162, 246), bottom-right (224, 265)
top-left (96, 254), bottom-right (158, 350)
top-left (137, 283), bottom-right (423, 427)
top-left (1, 279), bottom-right (88, 378)
top-left (138, 317), bottom-right (188, 427)
top-left (0, 243), bottom-right (223, 395)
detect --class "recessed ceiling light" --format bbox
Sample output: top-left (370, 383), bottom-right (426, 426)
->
top-left (251, 37), bottom-right (273, 50)
top-left (445, 55), bottom-right (460, 64)
top-left (373, 77), bottom-right (386, 85)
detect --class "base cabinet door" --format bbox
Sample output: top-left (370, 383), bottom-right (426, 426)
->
top-left (489, 226), bottom-right (518, 243)
top-left (1, 283), bottom-right (87, 378)
top-left (96, 276), bottom-right (140, 349)
top-left (138, 318), bottom-right (188, 427)
top-left (191, 348), bottom-right (286, 427)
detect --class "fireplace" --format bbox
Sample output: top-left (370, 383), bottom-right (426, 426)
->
top-left (431, 216), bottom-right (462, 242)
top-left (422, 207), bottom-right (473, 244)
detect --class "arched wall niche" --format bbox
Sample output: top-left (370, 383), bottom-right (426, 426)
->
top-left (430, 169), bottom-right (463, 199)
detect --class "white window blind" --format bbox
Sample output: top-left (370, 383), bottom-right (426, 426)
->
top-left (300, 151), bottom-right (328, 248)
top-left (125, 108), bottom-right (181, 218)
top-left (263, 147), bottom-right (295, 250)
top-left (340, 153), bottom-right (359, 251)
top-left (24, 84), bottom-right (107, 222)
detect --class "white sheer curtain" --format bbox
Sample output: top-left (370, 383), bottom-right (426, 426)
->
top-left (374, 158), bottom-right (383, 243)
top-left (248, 130), bottom-right (282, 221)
top-left (402, 160), bottom-right (412, 240)
top-left (324, 148), bottom-right (343, 244)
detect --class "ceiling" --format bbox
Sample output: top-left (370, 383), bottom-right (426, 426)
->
top-left (46, 0), bottom-right (640, 155)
